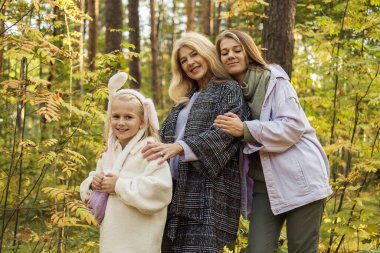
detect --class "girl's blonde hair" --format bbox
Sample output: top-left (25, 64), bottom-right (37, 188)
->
top-left (169, 31), bottom-right (231, 104)
top-left (104, 93), bottom-right (159, 143)
top-left (215, 30), bottom-right (267, 70)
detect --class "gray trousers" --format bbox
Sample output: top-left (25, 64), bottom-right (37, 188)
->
top-left (246, 190), bottom-right (325, 253)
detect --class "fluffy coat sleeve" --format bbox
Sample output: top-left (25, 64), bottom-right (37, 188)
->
top-left (79, 158), bottom-right (103, 202)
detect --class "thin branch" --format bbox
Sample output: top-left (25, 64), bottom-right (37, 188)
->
top-left (0, 0), bottom-right (6, 13)
top-left (327, 1), bottom-right (351, 251)
top-left (0, 6), bottom-right (35, 36)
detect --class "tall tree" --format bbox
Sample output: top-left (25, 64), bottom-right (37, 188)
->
top-left (75, 0), bottom-right (85, 90)
top-left (105, 0), bottom-right (123, 53)
top-left (150, 0), bottom-right (161, 104)
top-left (128, 0), bottom-right (141, 89)
top-left (0, 3), bottom-right (6, 78)
top-left (261, 0), bottom-right (296, 78)
top-left (186, 0), bottom-right (195, 31)
top-left (87, 0), bottom-right (98, 71)
top-left (202, 0), bottom-right (213, 36)
top-left (213, 2), bottom-right (222, 37)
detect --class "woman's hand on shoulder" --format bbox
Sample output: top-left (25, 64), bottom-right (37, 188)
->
top-left (214, 112), bottom-right (244, 137)
top-left (141, 141), bottom-right (184, 165)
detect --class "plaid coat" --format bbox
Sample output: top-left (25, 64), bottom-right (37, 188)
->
top-left (160, 78), bottom-right (250, 250)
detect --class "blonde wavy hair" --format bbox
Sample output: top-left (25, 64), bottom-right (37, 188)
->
top-left (169, 32), bottom-right (231, 105)
top-left (215, 30), bottom-right (267, 70)
top-left (105, 93), bottom-right (159, 143)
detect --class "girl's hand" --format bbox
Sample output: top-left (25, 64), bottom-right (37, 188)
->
top-left (214, 112), bottom-right (244, 137)
top-left (91, 172), bottom-right (104, 191)
top-left (101, 174), bottom-right (118, 195)
top-left (141, 141), bottom-right (184, 165)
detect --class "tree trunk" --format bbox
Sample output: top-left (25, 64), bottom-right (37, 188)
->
top-left (88, 0), bottom-right (98, 71)
top-left (128, 0), bottom-right (141, 89)
top-left (150, 0), bottom-right (161, 104)
top-left (186, 0), bottom-right (195, 31)
top-left (0, 4), bottom-right (6, 78)
top-left (105, 0), bottom-right (123, 53)
top-left (202, 0), bottom-right (213, 36)
top-left (262, 0), bottom-right (296, 79)
top-left (226, 2), bottom-right (232, 29)
top-left (75, 0), bottom-right (85, 90)
top-left (214, 2), bottom-right (222, 37)
top-left (171, 0), bottom-right (177, 52)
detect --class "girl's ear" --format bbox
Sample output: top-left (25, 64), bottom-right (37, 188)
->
top-left (139, 119), bottom-right (146, 129)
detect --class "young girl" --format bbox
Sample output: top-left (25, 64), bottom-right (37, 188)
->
top-left (80, 72), bottom-right (172, 253)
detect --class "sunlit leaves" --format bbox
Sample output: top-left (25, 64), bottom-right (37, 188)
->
top-left (0, 79), bottom-right (23, 89)
top-left (294, 0), bottom-right (380, 251)
top-left (40, 138), bottom-right (58, 147)
top-left (67, 200), bottom-right (98, 226)
top-left (42, 187), bottom-right (72, 201)
top-left (62, 148), bottom-right (87, 167)
top-left (38, 151), bottom-right (57, 167)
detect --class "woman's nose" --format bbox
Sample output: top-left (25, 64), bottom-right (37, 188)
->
top-left (228, 51), bottom-right (235, 58)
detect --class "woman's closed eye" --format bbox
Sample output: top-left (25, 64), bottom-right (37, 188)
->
top-left (190, 51), bottom-right (198, 57)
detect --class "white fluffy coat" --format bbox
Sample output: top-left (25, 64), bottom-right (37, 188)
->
top-left (80, 137), bottom-right (172, 253)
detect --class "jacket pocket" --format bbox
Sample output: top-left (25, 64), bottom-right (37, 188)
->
top-left (175, 166), bottom-right (205, 222)
top-left (270, 147), bottom-right (311, 201)
top-left (292, 155), bottom-right (310, 191)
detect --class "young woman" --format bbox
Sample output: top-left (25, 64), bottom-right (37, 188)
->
top-left (214, 30), bottom-right (332, 253)
top-left (142, 32), bottom-right (249, 252)
top-left (80, 73), bottom-right (172, 253)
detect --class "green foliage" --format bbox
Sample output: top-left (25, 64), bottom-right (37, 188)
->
top-left (293, 0), bottom-right (380, 251)
top-left (0, 0), bottom-right (129, 251)
top-left (0, 0), bottom-right (379, 252)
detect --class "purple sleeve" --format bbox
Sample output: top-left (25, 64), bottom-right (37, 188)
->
top-left (176, 140), bottom-right (198, 161)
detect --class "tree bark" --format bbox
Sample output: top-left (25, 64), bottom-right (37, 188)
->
top-left (88, 0), bottom-right (98, 71)
top-left (128, 0), bottom-right (141, 89)
top-left (0, 3), bottom-right (6, 78)
top-left (202, 0), bottom-right (213, 36)
top-left (150, 0), bottom-right (161, 105)
top-left (186, 0), bottom-right (195, 31)
top-left (105, 0), bottom-right (123, 53)
top-left (171, 0), bottom-right (177, 52)
top-left (262, 0), bottom-right (296, 79)
top-left (75, 0), bottom-right (85, 90)
top-left (214, 2), bottom-right (222, 37)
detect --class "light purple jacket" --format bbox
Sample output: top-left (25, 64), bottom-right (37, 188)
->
top-left (242, 65), bottom-right (332, 216)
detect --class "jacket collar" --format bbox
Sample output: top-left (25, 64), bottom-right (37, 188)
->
top-left (130, 136), bottom-right (155, 155)
top-left (265, 64), bottom-right (289, 80)
top-left (262, 64), bottom-right (290, 102)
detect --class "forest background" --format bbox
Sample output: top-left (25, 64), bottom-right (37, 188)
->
top-left (0, 0), bottom-right (379, 252)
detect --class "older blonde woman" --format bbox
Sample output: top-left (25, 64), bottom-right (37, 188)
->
top-left (142, 32), bottom-right (249, 252)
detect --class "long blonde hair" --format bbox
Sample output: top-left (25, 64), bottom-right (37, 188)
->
top-left (216, 30), bottom-right (267, 70)
top-left (169, 32), bottom-right (231, 104)
top-left (105, 93), bottom-right (159, 143)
